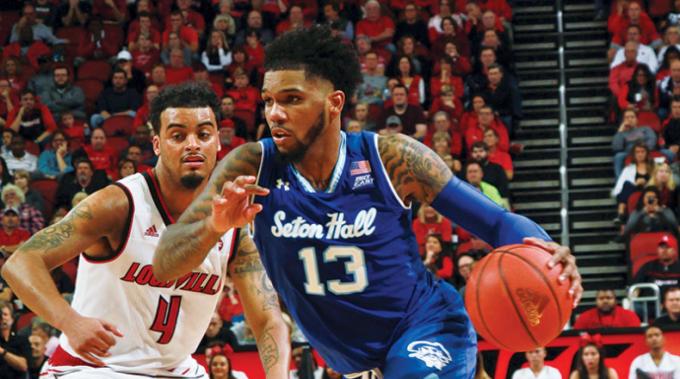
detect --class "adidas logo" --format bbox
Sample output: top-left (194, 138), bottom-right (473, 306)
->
top-left (144, 225), bottom-right (159, 237)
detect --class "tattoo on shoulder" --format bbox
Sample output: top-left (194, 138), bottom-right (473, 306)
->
top-left (378, 134), bottom-right (452, 203)
top-left (20, 202), bottom-right (94, 252)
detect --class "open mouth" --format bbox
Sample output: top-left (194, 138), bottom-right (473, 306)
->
top-left (271, 128), bottom-right (292, 142)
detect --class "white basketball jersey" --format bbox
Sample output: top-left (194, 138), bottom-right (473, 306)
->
top-left (51, 172), bottom-right (236, 377)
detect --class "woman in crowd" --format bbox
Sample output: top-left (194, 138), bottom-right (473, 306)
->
top-left (412, 203), bottom-right (453, 253)
top-left (391, 55), bottom-right (425, 106)
top-left (569, 336), bottom-right (619, 379)
top-left (202, 29), bottom-right (232, 73)
top-left (13, 170), bottom-right (45, 215)
top-left (612, 143), bottom-right (655, 225)
top-left (208, 352), bottom-right (247, 379)
top-left (647, 162), bottom-right (677, 210)
top-left (422, 233), bottom-right (454, 282)
top-left (117, 158), bottom-right (137, 180)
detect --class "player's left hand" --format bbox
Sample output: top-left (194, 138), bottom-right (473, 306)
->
top-left (522, 237), bottom-right (583, 308)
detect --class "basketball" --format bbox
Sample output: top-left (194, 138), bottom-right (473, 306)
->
top-left (464, 244), bottom-right (573, 352)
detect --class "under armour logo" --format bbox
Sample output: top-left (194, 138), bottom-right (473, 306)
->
top-left (276, 179), bottom-right (290, 191)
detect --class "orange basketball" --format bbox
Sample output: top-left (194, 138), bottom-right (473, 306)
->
top-left (464, 244), bottom-right (573, 352)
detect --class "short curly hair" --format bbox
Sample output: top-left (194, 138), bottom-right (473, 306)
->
top-left (264, 25), bottom-right (362, 98)
top-left (149, 81), bottom-right (220, 135)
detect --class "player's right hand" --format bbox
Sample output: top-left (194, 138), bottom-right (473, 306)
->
top-left (63, 315), bottom-right (123, 366)
top-left (209, 175), bottom-right (269, 233)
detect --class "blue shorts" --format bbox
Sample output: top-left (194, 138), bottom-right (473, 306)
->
top-left (379, 281), bottom-right (478, 379)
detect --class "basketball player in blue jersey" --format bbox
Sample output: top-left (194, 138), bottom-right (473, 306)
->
top-left (155, 26), bottom-right (583, 378)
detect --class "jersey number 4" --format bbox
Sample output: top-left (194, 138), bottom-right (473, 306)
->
top-left (150, 295), bottom-right (181, 344)
top-left (299, 246), bottom-right (368, 296)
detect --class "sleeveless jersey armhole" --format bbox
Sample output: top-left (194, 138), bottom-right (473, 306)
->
top-left (249, 140), bottom-right (266, 239)
top-left (81, 183), bottom-right (135, 264)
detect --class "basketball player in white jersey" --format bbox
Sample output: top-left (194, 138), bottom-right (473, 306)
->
top-left (1, 82), bottom-right (290, 378)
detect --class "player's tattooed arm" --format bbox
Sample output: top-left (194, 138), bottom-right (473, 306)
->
top-left (1, 185), bottom-right (128, 333)
top-left (229, 229), bottom-right (290, 378)
top-left (154, 142), bottom-right (264, 281)
top-left (378, 133), bottom-right (453, 204)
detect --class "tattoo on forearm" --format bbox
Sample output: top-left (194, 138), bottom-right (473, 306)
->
top-left (257, 328), bottom-right (279, 375)
top-left (257, 271), bottom-right (279, 311)
top-left (20, 203), bottom-right (93, 252)
top-left (378, 134), bottom-right (452, 203)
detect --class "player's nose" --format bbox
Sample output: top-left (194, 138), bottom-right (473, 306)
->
top-left (268, 102), bottom-right (287, 122)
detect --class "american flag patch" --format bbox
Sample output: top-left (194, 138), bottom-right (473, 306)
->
top-left (350, 160), bottom-right (372, 175)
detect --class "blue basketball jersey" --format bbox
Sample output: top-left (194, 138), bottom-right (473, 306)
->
top-left (252, 131), bottom-right (444, 373)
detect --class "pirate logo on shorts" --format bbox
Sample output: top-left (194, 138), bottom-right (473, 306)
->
top-left (406, 341), bottom-right (452, 370)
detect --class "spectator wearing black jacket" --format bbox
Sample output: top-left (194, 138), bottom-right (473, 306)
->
top-left (89, 68), bottom-right (142, 129)
top-left (663, 97), bottom-right (680, 161)
top-left (481, 63), bottom-right (521, 137)
top-left (623, 187), bottom-right (680, 239)
top-left (469, 141), bottom-right (510, 201)
top-left (54, 157), bottom-right (109, 210)
top-left (0, 300), bottom-right (30, 379)
top-left (393, 3), bottom-right (429, 48)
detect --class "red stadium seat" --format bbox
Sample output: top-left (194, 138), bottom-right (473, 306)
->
top-left (626, 190), bottom-right (643, 214)
top-left (74, 79), bottom-right (104, 115)
top-left (629, 232), bottom-right (677, 277)
top-left (233, 109), bottom-right (255, 134)
top-left (31, 178), bottom-right (58, 219)
top-left (24, 140), bottom-right (40, 156)
top-left (102, 115), bottom-right (134, 137)
top-left (56, 26), bottom-right (86, 61)
top-left (0, 11), bottom-right (20, 45)
top-left (108, 136), bottom-right (130, 154)
top-left (456, 238), bottom-right (492, 257)
top-left (102, 25), bottom-right (125, 54)
top-left (15, 311), bottom-right (36, 332)
top-left (77, 60), bottom-right (111, 82)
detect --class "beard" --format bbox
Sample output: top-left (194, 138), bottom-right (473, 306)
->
top-left (277, 111), bottom-right (325, 164)
top-left (180, 172), bottom-right (205, 189)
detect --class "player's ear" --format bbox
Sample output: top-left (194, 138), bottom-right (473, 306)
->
top-left (152, 135), bottom-right (161, 156)
top-left (327, 90), bottom-right (344, 118)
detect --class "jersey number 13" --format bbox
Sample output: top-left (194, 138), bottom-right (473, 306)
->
top-left (298, 246), bottom-right (368, 295)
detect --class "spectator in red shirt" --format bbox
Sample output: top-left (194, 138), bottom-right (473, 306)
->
top-left (132, 84), bottom-right (159, 131)
top-left (422, 234), bottom-right (454, 282)
top-left (460, 94), bottom-right (487, 134)
top-left (225, 68), bottom-right (260, 134)
top-left (162, 11), bottom-right (199, 53)
top-left (573, 289), bottom-right (641, 329)
top-left (425, 110), bottom-right (463, 160)
top-left (432, 16), bottom-right (470, 60)
top-left (356, 0), bottom-right (395, 53)
top-left (216, 120), bottom-right (245, 160)
top-left (149, 64), bottom-right (167, 89)
top-left (484, 127), bottom-right (513, 180)
top-left (412, 203), bottom-right (452, 253)
top-left (192, 63), bottom-right (223, 99)
top-left (392, 55), bottom-right (425, 106)
top-left (0, 207), bottom-right (30, 256)
top-left (131, 33), bottom-right (161, 77)
top-left (123, 145), bottom-right (152, 173)
top-left (7, 89), bottom-right (57, 146)
top-left (610, 2), bottom-right (661, 50)
top-left (128, 12), bottom-right (161, 50)
top-left (275, 5), bottom-right (310, 36)
top-left (161, 31), bottom-right (193, 68)
top-left (431, 56), bottom-right (465, 101)
top-left (165, 48), bottom-right (194, 85)
top-left (59, 112), bottom-right (87, 147)
top-left (430, 88), bottom-right (464, 124)
top-left (1, 57), bottom-right (27, 94)
top-left (83, 128), bottom-right (118, 179)
top-left (219, 95), bottom-right (249, 140)
top-left (609, 41), bottom-right (639, 100)
top-left (464, 105), bottom-right (509, 152)
top-left (175, 0), bottom-right (205, 36)
top-left (0, 79), bottom-right (18, 130)
top-left (243, 29), bottom-right (266, 71)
